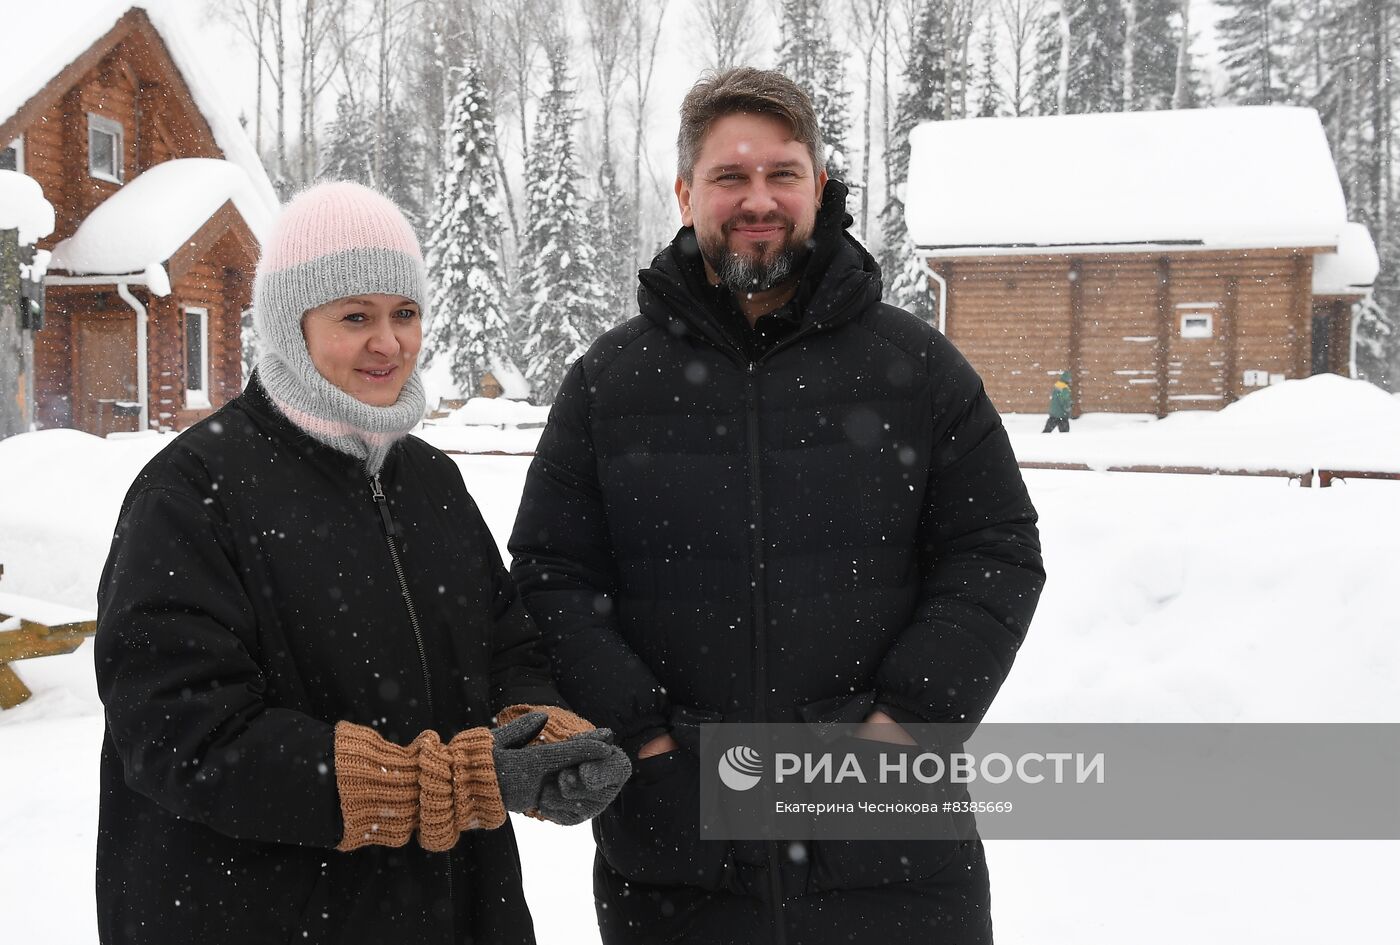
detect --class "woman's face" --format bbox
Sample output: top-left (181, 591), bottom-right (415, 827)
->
top-left (302, 294), bottom-right (422, 407)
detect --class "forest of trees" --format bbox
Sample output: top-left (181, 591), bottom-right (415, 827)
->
top-left (216, 0), bottom-right (1399, 399)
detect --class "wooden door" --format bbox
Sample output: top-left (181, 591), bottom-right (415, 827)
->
top-left (72, 314), bottom-right (137, 436)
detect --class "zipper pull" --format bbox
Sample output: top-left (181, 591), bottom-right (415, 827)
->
top-left (369, 474), bottom-right (397, 537)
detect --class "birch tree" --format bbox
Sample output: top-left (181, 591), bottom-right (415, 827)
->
top-left (693, 0), bottom-right (760, 70)
top-left (999, 0), bottom-right (1046, 115)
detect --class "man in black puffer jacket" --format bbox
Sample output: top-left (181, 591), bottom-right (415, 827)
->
top-left (510, 68), bottom-right (1045, 944)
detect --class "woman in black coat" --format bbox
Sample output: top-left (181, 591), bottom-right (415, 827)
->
top-left (94, 182), bottom-right (629, 945)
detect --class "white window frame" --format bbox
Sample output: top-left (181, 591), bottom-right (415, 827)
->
top-left (1, 136), bottom-right (23, 173)
top-left (184, 306), bottom-right (211, 409)
top-left (1180, 312), bottom-right (1214, 339)
top-left (87, 113), bottom-right (124, 183)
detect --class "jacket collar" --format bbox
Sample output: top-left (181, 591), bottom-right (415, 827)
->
top-left (637, 179), bottom-right (883, 358)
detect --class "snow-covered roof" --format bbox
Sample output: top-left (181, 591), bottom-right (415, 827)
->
top-left (0, 170), bottom-right (56, 244)
top-left (1312, 222), bottom-right (1379, 296)
top-left (487, 358), bottom-right (532, 400)
top-left (48, 159), bottom-right (270, 285)
top-left (906, 107), bottom-right (1351, 256)
top-left (0, 1), bottom-right (278, 219)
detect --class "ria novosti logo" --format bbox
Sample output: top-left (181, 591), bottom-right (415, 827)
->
top-left (718, 746), bottom-right (763, 791)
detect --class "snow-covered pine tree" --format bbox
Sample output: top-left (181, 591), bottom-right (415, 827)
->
top-left (1214, 0), bottom-right (1296, 105)
top-left (320, 93), bottom-right (373, 185)
top-left (879, 0), bottom-right (949, 320)
top-left (519, 41), bottom-right (608, 401)
top-left (590, 152), bottom-right (635, 330)
top-left (975, 15), bottom-right (1006, 117)
top-left (422, 60), bottom-right (516, 400)
top-left (1127, 0), bottom-right (1189, 109)
top-left (377, 102), bottom-right (426, 231)
top-left (1033, 0), bottom-right (1126, 114)
top-left (1033, 0), bottom-right (1184, 113)
top-left (1309, 0), bottom-right (1398, 387)
top-left (774, 0), bottom-right (855, 182)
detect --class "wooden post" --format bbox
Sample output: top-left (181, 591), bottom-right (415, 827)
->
top-left (1068, 258), bottom-right (1083, 417)
top-left (0, 228), bottom-right (24, 439)
top-left (0, 663), bottom-right (33, 709)
top-left (1155, 256), bottom-right (1171, 419)
top-left (1222, 277), bottom-right (1239, 405)
top-left (1291, 254), bottom-right (1312, 379)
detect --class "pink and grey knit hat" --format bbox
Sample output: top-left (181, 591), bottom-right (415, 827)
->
top-left (251, 182), bottom-right (429, 474)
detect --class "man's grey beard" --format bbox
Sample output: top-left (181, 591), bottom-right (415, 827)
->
top-left (700, 233), bottom-right (802, 294)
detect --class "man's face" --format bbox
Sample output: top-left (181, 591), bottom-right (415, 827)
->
top-left (676, 112), bottom-right (827, 294)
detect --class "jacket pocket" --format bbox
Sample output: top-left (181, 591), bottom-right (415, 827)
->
top-left (809, 836), bottom-right (966, 893)
top-left (596, 716), bottom-right (731, 890)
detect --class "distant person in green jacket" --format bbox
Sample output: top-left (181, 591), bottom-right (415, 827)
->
top-left (1043, 370), bottom-right (1072, 433)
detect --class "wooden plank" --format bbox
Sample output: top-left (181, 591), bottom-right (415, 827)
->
top-left (0, 591), bottom-right (97, 629)
top-left (0, 663), bottom-right (33, 710)
top-left (1018, 460), bottom-right (1313, 480)
top-left (1319, 469), bottom-right (1400, 487)
top-left (1069, 258), bottom-right (1083, 417)
top-left (1155, 257), bottom-right (1171, 418)
top-left (0, 626), bottom-right (91, 662)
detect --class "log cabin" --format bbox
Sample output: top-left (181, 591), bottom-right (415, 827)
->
top-left (0, 2), bottom-right (277, 436)
top-left (905, 107), bottom-right (1380, 417)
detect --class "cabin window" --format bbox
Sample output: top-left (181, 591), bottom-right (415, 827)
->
top-left (184, 307), bottom-right (210, 408)
top-left (1, 137), bottom-right (22, 172)
top-left (1180, 312), bottom-right (1213, 339)
top-left (88, 114), bottom-right (124, 183)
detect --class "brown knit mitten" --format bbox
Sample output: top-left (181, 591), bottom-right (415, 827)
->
top-left (334, 722), bottom-right (507, 853)
top-left (496, 704), bottom-right (596, 745)
top-left (334, 721), bottom-right (428, 852)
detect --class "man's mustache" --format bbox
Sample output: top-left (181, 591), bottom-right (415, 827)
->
top-left (721, 214), bottom-right (795, 236)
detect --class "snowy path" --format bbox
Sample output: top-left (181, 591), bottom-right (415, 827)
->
top-left (2, 443), bottom-right (1398, 942)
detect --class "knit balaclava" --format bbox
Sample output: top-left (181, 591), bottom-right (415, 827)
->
top-left (253, 181), bottom-right (429, 475)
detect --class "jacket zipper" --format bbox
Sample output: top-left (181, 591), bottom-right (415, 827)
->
top-left (368, 474), bottom-right (454, 919)
top-left (711, 313), bottom-right (842, 945)
top-left (743, 362), bottom-right (789, 945)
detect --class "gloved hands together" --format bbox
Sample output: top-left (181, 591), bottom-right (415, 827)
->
top-left (490, 711), bottom-right (632, 826)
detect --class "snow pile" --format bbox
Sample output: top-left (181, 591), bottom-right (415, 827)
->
top-left (1009, 374), bottom-right (1400, 474)
top-left (0, 0), bottom-right (278, 220)
top-left (907, 107), bottom-right (1351, 254)
top-left (0, 170), bottom-right (55, 244)
top-left (48, 159), bottom-right (271, 279)
top-left (0, 428), bottom-right (175, 610)
top-left (442, 397), bottom-right (549, 428)
top-left (1313, 221), bottom-right (1380, 295)
top-left (1, 434), bottom-right (1398, 944)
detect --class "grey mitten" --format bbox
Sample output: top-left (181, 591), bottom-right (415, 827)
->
top-left (491, 713), bottom-right (633, 825)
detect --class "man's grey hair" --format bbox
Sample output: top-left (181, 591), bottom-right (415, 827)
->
top-left (676, 67), bottom-right (825, 184)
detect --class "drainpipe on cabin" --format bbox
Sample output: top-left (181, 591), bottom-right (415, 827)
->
top-left (115, 282), bottom-right (150, 431)
top-left (927, 265), bottom-right (948, 336)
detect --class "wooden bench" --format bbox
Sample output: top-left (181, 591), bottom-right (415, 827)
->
top-left (0, 589), bottom-right (97, 709)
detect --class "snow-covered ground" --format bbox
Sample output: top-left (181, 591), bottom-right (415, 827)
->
top-left (2, 378), bottom-right (1398, 943)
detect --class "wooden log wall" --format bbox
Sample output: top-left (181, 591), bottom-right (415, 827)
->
top-left (940, 259), bottom-right (1071, 415)
top-left (939, 250), bottom-right (1318, 416)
